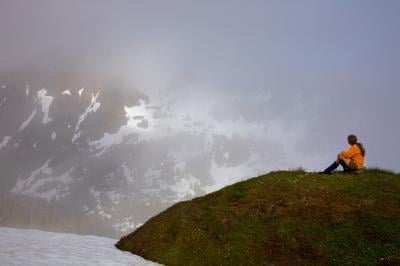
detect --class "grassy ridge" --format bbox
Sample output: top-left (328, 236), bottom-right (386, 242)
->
top-left (116, 169), bottom-right (400, 265)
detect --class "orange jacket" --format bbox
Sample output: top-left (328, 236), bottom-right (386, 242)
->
top-left (340, 144), bottom-right (365, 169)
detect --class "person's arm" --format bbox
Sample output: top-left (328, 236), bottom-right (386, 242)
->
top-left (340, 145), bottom-right (358, 159)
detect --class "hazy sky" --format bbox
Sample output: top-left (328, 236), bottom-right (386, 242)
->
top-left (1, 0), bottom-right (399, 172)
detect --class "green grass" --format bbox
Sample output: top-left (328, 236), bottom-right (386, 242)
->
top-left (116, 169), bottom-right (400, 265)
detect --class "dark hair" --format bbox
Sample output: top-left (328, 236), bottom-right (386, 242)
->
top-left (348, 134), bottom-right (366, 157)
top-left (348, 134), bottom-right (357, 145)
top-left (356, 143), bottom-right (366, 157)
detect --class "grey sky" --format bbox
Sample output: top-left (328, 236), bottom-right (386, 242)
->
top-left (1, 0), bottom-right (399, 172)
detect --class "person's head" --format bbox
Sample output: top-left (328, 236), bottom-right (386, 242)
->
top-left (347, 134), bottom-right (358, 145)
top-left (348, 134), bottom-right (366, 156)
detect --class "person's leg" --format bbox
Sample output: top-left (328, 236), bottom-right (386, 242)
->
top-left (320, 161), bottom-right (339, 174)
top-left (338, 159), bottom-right (351, 172)
top-left (337, 155), bottom-right (354, 172)
top-left (320, 154), bottom-right (353, 174)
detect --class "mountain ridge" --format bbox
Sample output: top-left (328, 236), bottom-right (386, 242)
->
top-left (0, 82), bottom-right (269, 237)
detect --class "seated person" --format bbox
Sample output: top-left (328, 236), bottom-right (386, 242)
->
top-left (320, 134), bottom-right (366, 174)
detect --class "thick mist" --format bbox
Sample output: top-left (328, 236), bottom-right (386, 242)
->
top-left (1, 0), bottom-right (399, 176)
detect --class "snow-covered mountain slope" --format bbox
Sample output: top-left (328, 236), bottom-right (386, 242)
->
top-left (0, 80), bottom-right (292, 237)
top-left (0, 227), bottom-right (160, 266)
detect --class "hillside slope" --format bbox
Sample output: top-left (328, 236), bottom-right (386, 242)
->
top-left (116, 169), bottom-right (400, 265)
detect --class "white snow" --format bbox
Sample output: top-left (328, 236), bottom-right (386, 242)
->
top-left (113, 218), bottom-right (142, 233)
top-left (1, 84), bottom-right (5, 89)
top-left (37, 89), bottom-right (54, 124)
top-left (78, 88), bottom-right (85, 97)
top-left (0, 227), bottom-right (161, 266)
top-left (0, 136), bottom-right (12, 151)
top-left (62, 89), bottom-right (72, 96)
top-left (90, 186), bottom-right (112, 219)
top-left (26, 84), bottom-right (30, 96)
top-left (204, 154), bottom-right (264, 193)
top-left (223, 152), bottom-right (230, 160)
top-left (0, 96), bottom-right (6, 107)
top-left (33, 142), bottom-right (37, 148)
top-left (86, 91), bottom-right (305, 196)
top-left (90, 100), bottom-right (155, 156)
top-left (51, 131), bottom-right (57, 140)
top-left (169, 174), bottom-right (200, 200)
top-left (72, 92), bottom-right (101, 143)
top-left (90, 97), bottom-right (257, 159)
top-left (12, 161), bottom-right (74, 202)
top-left (107, 190), bottom-right (121, 205)
top-left (19, 109), bottom-right (37, 132)
top-left (124, 100), bottom-right (154, 129)
top-left (12, 159), bottom-right (52, 193)
top-left (121, 162), bottom-right (135, 184)
top-left (144, 167), bottom-right (161, 186)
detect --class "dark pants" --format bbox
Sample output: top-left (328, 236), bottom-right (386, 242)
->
top-left (323, 159), bottom-right (355, 173)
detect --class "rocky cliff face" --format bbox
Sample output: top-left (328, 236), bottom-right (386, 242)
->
top-left (0, 76), bottom-right (269, 237)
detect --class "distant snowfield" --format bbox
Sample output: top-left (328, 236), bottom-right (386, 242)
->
top-left (0, 227), bottom-right (161, 266)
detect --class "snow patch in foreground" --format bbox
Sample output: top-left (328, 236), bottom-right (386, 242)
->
top-left (0, 227), bottom-right (161, 266)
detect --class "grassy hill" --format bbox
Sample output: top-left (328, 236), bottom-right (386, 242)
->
top-left (116, 169), bottom-right (400, 265)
